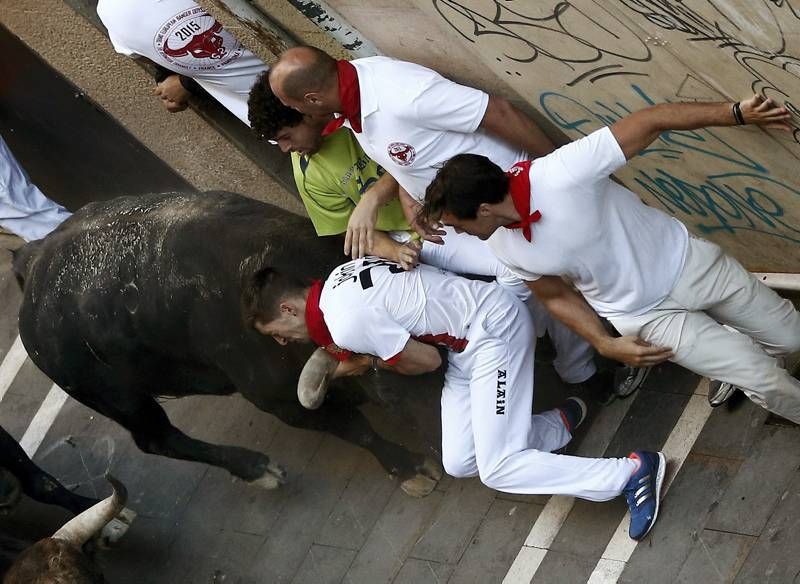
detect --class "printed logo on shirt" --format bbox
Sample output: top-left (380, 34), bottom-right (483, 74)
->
top-left (496, 369), bottom-right (507, 415)
top-left (507, 165), bottom-right (525, 177)
top-left (154, 8), bottom-right (244, 71)
top-left (387, 142), bottom-right (416, 167)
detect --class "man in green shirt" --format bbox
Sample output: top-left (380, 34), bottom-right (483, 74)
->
top-left (249, 78), bottom-right (423, 268)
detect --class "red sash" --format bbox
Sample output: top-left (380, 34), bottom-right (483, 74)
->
top-left (503, 160), bottom-right (541, 242)
top-left (321, 60), bottom-right (362, 136)
top-left (304, 280), bottom-right (352, 361)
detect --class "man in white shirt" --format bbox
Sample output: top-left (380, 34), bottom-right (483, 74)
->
top-left (97, 0), bottom-right (268, 125)
top-left (243, 258), bottom-right (666, 540)
top-left (423, 94), bottom-right (800, 421)
top-left (0, 134), bottom-right (70, 241)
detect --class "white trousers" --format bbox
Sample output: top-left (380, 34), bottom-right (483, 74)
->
top-left (610, 237), bottom-right (800, 422)
top-left (0, 135), bottom-right (71, 241)
top-left (440, 287), bottom-right (636, 501)
top-left (420, 226), bottom-right (596, 384)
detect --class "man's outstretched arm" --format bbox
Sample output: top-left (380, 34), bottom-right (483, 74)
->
top-left (480, 95), bottom-right (556, 158)
top-left (612, 94), bottom-right (793, 160)
top-left (528, 276), bottom-right (674, 367)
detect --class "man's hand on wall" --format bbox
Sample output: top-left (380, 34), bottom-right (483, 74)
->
top-left (738, 94), bottom-right (793, 130)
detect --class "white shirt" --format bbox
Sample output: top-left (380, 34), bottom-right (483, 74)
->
top-left (97, 0), bottom-right (267, 125)
top-left (320, 257), bottom-right (497, 361)
top-left (488, 127), bottom-right (689, 318)
top-left (344, 57), bottom-right (527, 201)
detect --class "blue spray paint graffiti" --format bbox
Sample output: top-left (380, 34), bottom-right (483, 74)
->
top-left (539, 85), bottom-right (800, 243)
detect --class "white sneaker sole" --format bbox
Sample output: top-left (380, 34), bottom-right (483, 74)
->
top-left (708, 382), bottom-right (738, 407)
top-left (616, 367), bottom-right (652, 398)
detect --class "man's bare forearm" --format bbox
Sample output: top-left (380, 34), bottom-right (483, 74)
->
top-left (613, 95), bottom-right (792, 159)
top-left (528, 277), bottom-right (674, 366)
top-left (362, 172), bottom-right (399, 206)
top-left (527, 279), bottom-right (612, 351)
top-left (369, 230), bottom-right (404, 261)
top-left (377, 339), bottom-right (442, 376)
top-left (480, 95), bottom-right (556, 157)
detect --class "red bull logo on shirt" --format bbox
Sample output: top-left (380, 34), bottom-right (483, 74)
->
top-left (387, 142), bottom-right (416, 166)
top-left (155, 8), bottom-right (244, 71)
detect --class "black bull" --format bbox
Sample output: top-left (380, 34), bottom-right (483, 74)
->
top-left (12, 192), bottom-right (443, 496)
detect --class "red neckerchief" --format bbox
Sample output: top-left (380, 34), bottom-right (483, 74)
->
top-left (321, 60), bottom-right (362, 136)
top-left (305, 280), bottom-right (352, 361)
top-left (503, 160), bottom-right (541, 242)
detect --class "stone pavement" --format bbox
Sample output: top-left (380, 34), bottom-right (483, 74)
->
top-left (3, 235), bottom-right (800, 583)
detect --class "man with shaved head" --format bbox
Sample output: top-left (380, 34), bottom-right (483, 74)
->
top-left (270, 47), bottom-right (338, 113)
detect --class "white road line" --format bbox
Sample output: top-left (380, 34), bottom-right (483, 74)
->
top-left (0, 335), bottom-right (27, 403)
top-left (504, 390), bottom-right (641, 584)
top-left (19, 383), bottom-right (69, 458)
top-left (586, 382), bottom-right (712, 584)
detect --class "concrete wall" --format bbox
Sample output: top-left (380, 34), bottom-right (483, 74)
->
top-left (203, 0), bottom-right (800, 272)
top-left (411, 1), bottom-right (800, 272)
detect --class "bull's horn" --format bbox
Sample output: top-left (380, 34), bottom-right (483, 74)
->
top-left (52, 474), bottom-right (128, 546)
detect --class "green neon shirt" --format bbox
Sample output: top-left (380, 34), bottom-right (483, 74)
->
top-left (291, 128), bottom-right (410, 236)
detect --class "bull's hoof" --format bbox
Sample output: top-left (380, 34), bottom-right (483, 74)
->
top-left (97, 507), bottom-right (137, 548)
top-left (400, 457), bottom-right (444, 498)
top-left (247, 461), bottom-right (287, 490)
top-left (298, 348), bottom-right (339, 410)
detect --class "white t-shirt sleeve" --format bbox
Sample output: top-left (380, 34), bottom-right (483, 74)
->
top-left (406, 71), bottom-right (489, 133)
top-left (96, 2), bottom-right (139, 58)
top-left (105, 32), bottom-right (140, 58)
top-left (329, 307), bottom-right (411, 361)
top-left (500, 248), bottom-right (543, 281)
top-left (488, 232), bottom-right (544, 282)
top-left (546, 127), bottom-right (627, 189)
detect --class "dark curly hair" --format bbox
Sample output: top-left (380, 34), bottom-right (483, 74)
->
top-left (248, 71), bottom-right (304, 141)
top-left (423, 154), bottom-right (508, 222)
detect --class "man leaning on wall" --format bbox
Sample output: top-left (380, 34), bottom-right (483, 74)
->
top-left (423, 93), bottom-right (800, 420)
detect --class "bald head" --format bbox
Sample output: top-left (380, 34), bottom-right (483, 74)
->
top-left (269, 46), bottom-right (340, 115)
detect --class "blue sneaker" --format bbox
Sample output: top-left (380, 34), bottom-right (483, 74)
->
top-left (557, 397), bottom-right (587, 433)
top-left (623, 450), bottom-right (666, 540)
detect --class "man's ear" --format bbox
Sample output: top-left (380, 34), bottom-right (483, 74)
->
top-left (304, 92), bottom-right (322, 105)
top-left (477, 202), bottom-right (493, 217)
top-left (279, 301), bottom-right (298, 316)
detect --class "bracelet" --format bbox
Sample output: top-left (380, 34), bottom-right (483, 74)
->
top-left (732, 101), bottom-right (745, 125)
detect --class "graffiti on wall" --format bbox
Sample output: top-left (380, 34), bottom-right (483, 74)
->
top-left (429, 0), bottom-right (800, 247)
top-left (432, 0), bottom-right (800, 142)
top-left (540, 84), bottom-right (800, 243)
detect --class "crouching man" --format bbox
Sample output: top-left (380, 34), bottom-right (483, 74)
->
top-left (242, 257), bottom-right (666, 540)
